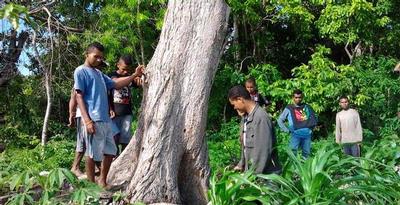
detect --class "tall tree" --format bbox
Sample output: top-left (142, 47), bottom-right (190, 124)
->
top-left (107, 0), bottom-right (229, 204)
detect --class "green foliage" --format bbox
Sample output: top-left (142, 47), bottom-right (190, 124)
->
top-left (316, 0), bottom-right (397, 46)
top-left (0, 3), bottom-right (28, 29)
top-left (208, 118), bottom-right (242, 171)
top-left (248, 46), bottom-right (400, 137)
top-left (259, 144), bottom-right (400, 204)
top-left (209, 140), bottom-right (400, 204)
top-left (208, 169), bottom-right (267, 205)
top-left (0, 76), bottom-right (43, 139)
top-left (3, 168), bottom-right (101, 205)
top-left (70, 0), bottom-right (166, 71)
top-left (0, 139), bottom-right (75, 177)
top-left (2, 0), bottom-right (400, 203)
top-left (208, 65), bottom-right (245, 128)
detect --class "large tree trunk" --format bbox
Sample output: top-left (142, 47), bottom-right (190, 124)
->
top-left (107, 0), bottom-right (229, 204)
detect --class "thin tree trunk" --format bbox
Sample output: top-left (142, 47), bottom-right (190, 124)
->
top-left (37, 7), bottom-right (54, 146)
top-left (107, 0), bottom-right (229, 204)
top-left (41, 72), bottom-right (52, 145)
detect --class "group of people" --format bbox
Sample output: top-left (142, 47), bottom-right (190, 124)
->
top-left (67, 42), bottom-right (143, 187)
top-left (67, 42), bottom-right (364, 187)
top-left (229, 81), bottom-right (363, 175)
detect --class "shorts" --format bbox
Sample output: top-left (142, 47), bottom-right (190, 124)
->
top-left (113, 115), bottom-right (132, 144)
top-left (75, 117), bottom-right (85, 153)
top-left (111, 121), bottom-right (120, 137)
top-left (80, 121), bottom-right (118, 161)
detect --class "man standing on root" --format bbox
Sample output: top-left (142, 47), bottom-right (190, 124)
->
top-left (229, 85), bottom-right (281, 174)
top-left (74, 42), bottom-right (144, 187)
top-left (278, 89), bottom-right (317, 159)
top-left (335, 96), bottom-right (363, 157)
top-left (69, 61), bottom-right (109, 177)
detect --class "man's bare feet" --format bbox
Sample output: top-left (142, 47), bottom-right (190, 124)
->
top-left (71, 168), bottom-right (84, 177)
top-left (78, 174), bottom-right (87, 180)
top-left (233, 165), bottom-right (243, 172)
top-left (96, 177), bottom-right (110, 189)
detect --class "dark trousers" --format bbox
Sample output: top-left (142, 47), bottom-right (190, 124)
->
top-left (343, 143), bottom-right (361, 157)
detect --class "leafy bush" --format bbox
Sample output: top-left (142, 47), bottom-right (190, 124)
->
top-left (208, 141), bottom-right (400, 204)
top-left (3, 168), bottom-right (102, 205)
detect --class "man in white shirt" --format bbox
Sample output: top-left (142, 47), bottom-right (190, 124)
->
top-left (335, 96), bottom-right (363, 157)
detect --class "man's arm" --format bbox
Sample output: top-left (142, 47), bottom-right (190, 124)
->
top-left (277, 108), bottom-right (290, 133)
top-left (113, 65), bottom-right (144, 89)
top-left (335, 113), bottom-right (341, 144)
top-left (355, 111), bottom-right (363, 142)
top-left (76, 90), bottom-right (95, 134)
top-left (108, 90), bottom-right (115, 119)
top-left (68, 89), bottom-right (77, 127)
top-left (253, 116), bottom-right (273, 174)
top-left (235, 140), bottom-right (245, 171)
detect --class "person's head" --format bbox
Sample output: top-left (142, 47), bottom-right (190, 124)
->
top-left (228, 85), bottom-right (252, 113)
top-left (292, 89), bottom-right (303, 105)
top-left (117, 55), bottom-right (133, 75)
top-left (339, 95), bottom-right (350, 110)
top-left (85, 42), bottom-right (105, 68)
top-left (245, 77), bottom-right (257, 94)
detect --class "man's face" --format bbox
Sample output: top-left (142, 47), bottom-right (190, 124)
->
top-left (86, 48), bottom-right (104, 68)
top-left (117, 59), bottom-right (130, 75)
top-left (293, 94), bottom-right (303, 105)
top-left (245, 82), bottom-right (256, 94)
top-left (339, 98), bottom-right (349, 110)
top-left (229, 97), bottom-right (246, 113)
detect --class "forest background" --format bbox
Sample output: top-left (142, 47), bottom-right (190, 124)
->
top-left (0, 0), bottom-right (399, 204)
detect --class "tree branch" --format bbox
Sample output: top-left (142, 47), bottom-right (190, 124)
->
top-left (28, 0), bottom-right (56, 15)
top-left (30, 15), bottom-right (84, 33)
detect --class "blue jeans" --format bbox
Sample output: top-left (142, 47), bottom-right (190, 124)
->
top-left (289, 135), bottom-right (311, 159)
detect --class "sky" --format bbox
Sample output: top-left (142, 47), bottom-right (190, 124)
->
top-left (1, 18), bottom-right (32, 76)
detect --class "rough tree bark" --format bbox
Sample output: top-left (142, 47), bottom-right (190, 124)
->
top-left (0, 30), bottom-right (29, 87)
top-left (107, 0), bottom-right (229, 204)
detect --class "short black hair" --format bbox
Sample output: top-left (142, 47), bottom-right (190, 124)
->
top-left (119, 54), bottom-right (133, 66)
top-left (245, 77), bottom-right (257, 86)
top-left (293, 89), bottom-right (303, 96)
top-left (339, 95), bottom-right (349, 101)
top-left (228, 85), bottom-right (251, 100)
top-left (86, 42), bottom-right (104, 54)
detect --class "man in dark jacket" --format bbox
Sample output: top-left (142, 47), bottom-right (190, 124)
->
top-left (229, 85), bottom-right (281, 174)
top-left (278, 89), bottom-right (317, 159)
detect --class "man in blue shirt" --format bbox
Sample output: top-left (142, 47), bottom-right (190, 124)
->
top-left (277, 89), bottom-right (317, 159)
top-left (74, 42), bottom-right (143, 187)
